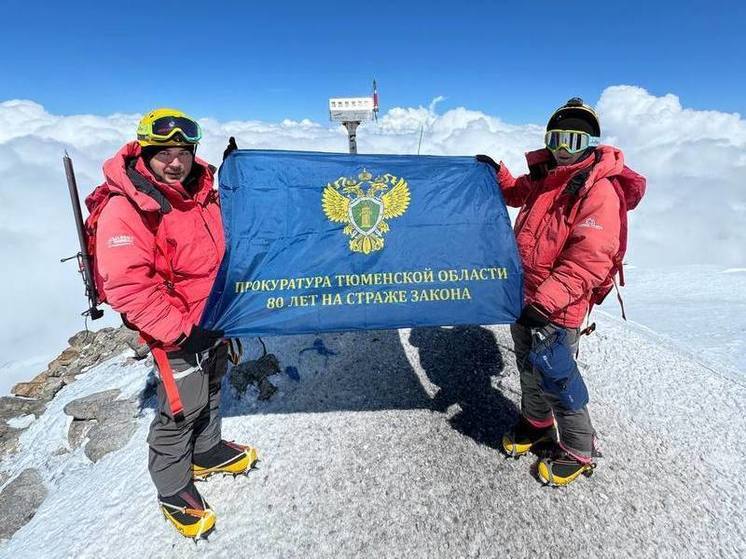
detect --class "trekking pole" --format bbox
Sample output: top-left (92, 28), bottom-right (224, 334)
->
top-left (62, 151), bottom-right (104, 320)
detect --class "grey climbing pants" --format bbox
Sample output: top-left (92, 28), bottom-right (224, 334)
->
top-left (147, 344), bottom-right (228, 497)
top-left (510, 323), bottom-right (595, 457)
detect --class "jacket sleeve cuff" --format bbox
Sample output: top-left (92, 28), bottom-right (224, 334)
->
top-left (532, 277), bottom-right (572, 316)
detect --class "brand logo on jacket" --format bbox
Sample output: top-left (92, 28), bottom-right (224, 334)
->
top-left (107, 235), bottom-right (134, 248)
top-left (322, 169), bottom-right (411, 254)
top-left (578, 218), bottom-right (603, 230)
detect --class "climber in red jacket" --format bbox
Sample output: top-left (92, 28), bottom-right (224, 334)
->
top-left (480, 98), bottom-right (645, 486)
top-left (91, 108), bottom-right (257, 539)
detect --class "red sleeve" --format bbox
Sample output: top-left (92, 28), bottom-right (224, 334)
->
top-left (95, 197), bottom-right (190, 345)
top-left (532, 180), bottom-right (621, 314)
top-left (497, 162), bottom-right (535, 207)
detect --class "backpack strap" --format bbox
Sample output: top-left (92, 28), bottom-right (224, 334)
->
top-left (125, 159), bottom-right (172, 213)
top-left (609, 177), bottom-right (630, 288)
top-left (151, 346), bottom-right (185, 422)
top-left (563, 149), bottom-right (602, 200)
top-left (612, 276), bottom-right (627, 320)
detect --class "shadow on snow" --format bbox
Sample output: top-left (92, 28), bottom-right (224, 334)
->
top-left (137, 326), bottom-right (519, 451)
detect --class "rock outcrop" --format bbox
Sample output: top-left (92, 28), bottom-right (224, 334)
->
top-left (0, 326), bottom-right (285, 549)
top-left (11, 327), bottom-right (144, 401)
top-left (0, 397), bottom-right (46, 456)
top-left (1, 327), bottom-right (146, 461)
top-left (0, 327), bottom-right (148, 542)
top-left (0, 469), bottom-right (47, 541)
top-left (63, 389), bottom-right (139, 463)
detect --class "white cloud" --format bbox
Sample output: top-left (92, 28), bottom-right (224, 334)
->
top-left (596, 86), bottom-right (746, 265)
top-left (0, 87), bottom-right (743, 381)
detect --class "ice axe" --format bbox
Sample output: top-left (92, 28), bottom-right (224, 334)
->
top-left (61, 152), bottom-right (104, 320)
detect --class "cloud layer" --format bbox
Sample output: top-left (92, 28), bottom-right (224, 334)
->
top-left (0, 86), bottom-right (744, 375)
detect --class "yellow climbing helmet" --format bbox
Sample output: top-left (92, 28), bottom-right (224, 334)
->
top-left (136, 108), bottom-right (202, 147)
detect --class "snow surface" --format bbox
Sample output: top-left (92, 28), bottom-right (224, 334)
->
top-left (1, 313), bottom-right (744, 558)
top-left (5, 415), bottom-right (35, 430)
top-left (602, 266), bottom-right (746, 380)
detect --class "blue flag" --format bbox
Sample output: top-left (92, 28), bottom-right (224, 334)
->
top-left (201, 150), bottom-right (522, 336)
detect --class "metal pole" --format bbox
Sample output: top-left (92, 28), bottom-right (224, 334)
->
top-left (343, 121), bottom-right (360, 154)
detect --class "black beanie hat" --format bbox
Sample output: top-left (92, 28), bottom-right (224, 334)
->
top-left (547, 97), bottom-right (601, 136)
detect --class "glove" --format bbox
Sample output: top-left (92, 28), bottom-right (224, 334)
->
top-left (177, 325), bottom-right (224, 354)
top-left (516, 304), bottom-right (551, 329)
top-left (476, 154), bottom-right (500, 174)
top-left (223, 136), bottom-right (238, 161)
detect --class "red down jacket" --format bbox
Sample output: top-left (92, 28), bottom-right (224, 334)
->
top-left (498, 145), bottom-right (644, 328)
top-left (92, 142), bottom-right (225, 347)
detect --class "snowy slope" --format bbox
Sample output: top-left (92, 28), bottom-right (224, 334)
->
top-left (1, 312), bottom-right (744, 558)
top-left (602, 265), bottom-right (746, 381)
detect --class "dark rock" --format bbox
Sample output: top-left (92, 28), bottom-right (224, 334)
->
top-left (44, 378), bottom-right (65, 400)
top-left (84, 416), bottom-right (137, 463)
top-left (11, 369), bottom-right (52, 398)
top-left (63, 389), bottom-right (120, 420)
top-left (258, 378), bottom-right (278, 400)
top-left (98, 399), bottom-right (137, 422)
top-left (0, 424), bottom-right (20, 456)
top-left (230, 353), bottom-right (281, 398)
top-left (10, 382), bottom-right (43, 399)
top-left (0, 396), bottom-right (46, 421)
top-left (79, 350), bottom-right (103, 369)
top-left (60, 364), bottom-right (84, 384)
top-left (11, 375), bottom-right (63, 402)
top-left (68, 330), bottom-right (95, 349)
top-left (93, 327), bottom-right (118, 341)
top-left (63, 390), bottom-right (137, 462)
top-left (130, 343), bottom-right (151, 360)
top-left (0, 398), bottom-right (46, 457)
top-left (68, 419), bottom-right (96, 450)
top-left (59, 347), bottom-right (80, 365)
top-left (115, 328), bottom-right (140, 348)
top-left (47, 348), bottom-right (81, 378)
top-left (0, 468), bottom-right (47, 540)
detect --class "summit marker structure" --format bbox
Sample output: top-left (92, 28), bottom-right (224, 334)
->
top-left (329, 79), bottom-right (379, 154)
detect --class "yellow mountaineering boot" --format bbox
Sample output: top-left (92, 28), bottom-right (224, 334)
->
top-left (537, 447), bottom-right (596, 487)
top-left (501, 416), bottom-right (555, 458)
top-left (192, 440), bottom-right (259, 480)
top-left (158, 481), bottom-right (216, 540)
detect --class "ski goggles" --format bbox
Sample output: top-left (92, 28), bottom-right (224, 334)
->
top-left (144, 116), bottom-right (202, 143)
top-left (544, 129), bottom-right (600, 154)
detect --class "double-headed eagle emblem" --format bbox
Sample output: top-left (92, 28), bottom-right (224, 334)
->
top-left (322, 169), bottom-right (411, 254)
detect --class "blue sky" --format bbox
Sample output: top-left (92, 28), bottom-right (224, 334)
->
top-left (1, 0), bottom-right (744, 124)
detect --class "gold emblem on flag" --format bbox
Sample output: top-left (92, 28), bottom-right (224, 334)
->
top-left (322, 169), bottom-right (411, 254)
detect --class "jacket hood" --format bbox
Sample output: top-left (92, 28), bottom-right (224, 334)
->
top-left (524, 145), bottom-right (644, 203)
top-left (102, 141), bottom-right (215, 212)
